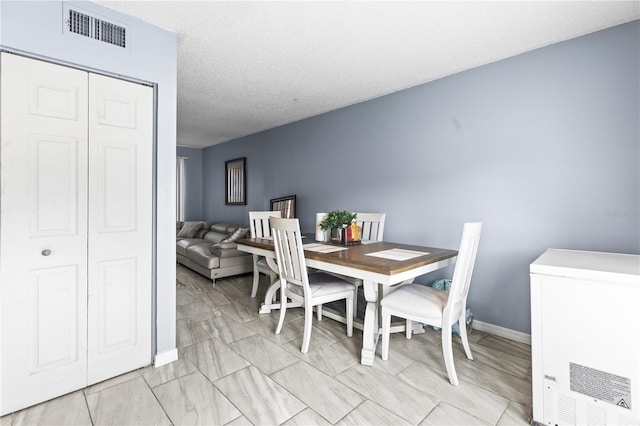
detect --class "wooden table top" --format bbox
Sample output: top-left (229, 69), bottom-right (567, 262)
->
top-left (237, 236), bottom-right (458, 276)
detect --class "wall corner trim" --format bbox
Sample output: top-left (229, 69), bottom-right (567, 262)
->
top-left (154, 348), bottom-right (178, 367)
top-left (473, 320), bottom-right (531, 345)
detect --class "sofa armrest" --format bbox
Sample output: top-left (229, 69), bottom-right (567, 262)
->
top-left (210, 245), bottom-right (247, 258)
top-left (211, 242), bottom-right (238, 250)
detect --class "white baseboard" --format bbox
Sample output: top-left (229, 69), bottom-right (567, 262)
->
top-left (154, 348), bottom-right (178, 367)
top-left (473, 320), bottom-right (531, 345)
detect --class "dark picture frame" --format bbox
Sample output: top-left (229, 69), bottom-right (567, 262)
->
top-left (270, 195), bottom-right (296, 218)
top-left (225, 157), bottom-right (246, 205)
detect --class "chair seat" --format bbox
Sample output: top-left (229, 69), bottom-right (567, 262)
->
top-left (326, 272), bottom-right (362, 286)
top-left (256, 256), bottom-right (272, 271)
top-left (287, 272), bottom-right (355, 298)
top-left (382, 285), bottom-right (448, 320)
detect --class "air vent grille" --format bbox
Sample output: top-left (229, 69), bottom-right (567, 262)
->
top-left (67, 9), bottom-right (126, 48)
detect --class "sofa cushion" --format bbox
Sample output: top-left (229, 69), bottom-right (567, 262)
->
top-left (194, 228), bottom-right (210, 239)
top-left (211, 223), bottom-right (233, 233)
top-left (176, 238), bottom-right (207, 256)
top-left (186, 243), bottom-right (221, 269)
top-left (204, 231), bottom-right (228, 243)
top-left (177, 221), bottom-right (202, 238)
top-left (221, 227), bottom-right (249, 243)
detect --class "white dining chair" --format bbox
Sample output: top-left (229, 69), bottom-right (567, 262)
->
top-left (354, 212), bottom-right (386, 243)
top-left (380, 222), bottom-right (482, 386)
top-left (271, 217), bottom-right (356, 353)
top-left (248, 210), bottom-right (282, 298)
top-left (319, 212), bottom-right (386, 321)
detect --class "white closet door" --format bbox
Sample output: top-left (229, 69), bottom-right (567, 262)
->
top-left (0, 53), bottom-right (89, 414)
top-left (87, 73), bottom-right (153, 384)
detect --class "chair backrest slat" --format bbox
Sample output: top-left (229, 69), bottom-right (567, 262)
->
top-left (271, 217), bottom-right (307, 289)
top-left (249, 210), bottom-right (282, 238)
top-left (354, 212), bottom-right (386, 242)
top-left (445, 222), bottom-right (482, 319)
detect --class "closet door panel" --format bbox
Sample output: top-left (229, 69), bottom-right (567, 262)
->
top-left (87, 73), bottom-right (153, 384)
top-left (0, 53), bottom-right (89, 415)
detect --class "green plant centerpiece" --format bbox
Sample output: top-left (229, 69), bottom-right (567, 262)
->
top-left (319, 210), bottom-right (357, 241)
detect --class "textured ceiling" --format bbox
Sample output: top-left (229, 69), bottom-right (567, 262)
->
top-left (96, 1), bottom-right (639, 148)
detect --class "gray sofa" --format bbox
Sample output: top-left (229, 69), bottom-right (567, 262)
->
top-left (176, 221), bottom-right (253, 283)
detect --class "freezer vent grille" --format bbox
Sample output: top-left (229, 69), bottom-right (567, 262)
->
top-left (558, 394), bottom-right (577, 425)
top-left (586, 405), bottom-right (606, 426)
top-left (619, 415), bottom-right (640, 426)
top-left (66, 8), bottom-right (127, 48)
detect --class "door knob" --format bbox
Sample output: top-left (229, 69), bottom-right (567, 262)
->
top-left (41, 249), bottom-right (52, 256)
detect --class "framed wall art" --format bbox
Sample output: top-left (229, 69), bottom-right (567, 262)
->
top-left (225, 157), bottom-right (246, 205)
top-left (270, 194), bottom-right (296, 218)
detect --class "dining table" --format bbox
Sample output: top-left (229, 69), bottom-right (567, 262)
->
top-left (236, 235), bottom-right (458, 366)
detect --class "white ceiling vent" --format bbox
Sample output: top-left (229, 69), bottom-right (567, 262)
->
top-left (63, 4), bottom-right (130, 52)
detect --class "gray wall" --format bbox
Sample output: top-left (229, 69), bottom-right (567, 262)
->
top-left (177, 146), bottom-right (204, 220)
top-left (1, 1), bottom-right (178, 356)
top-left (200, 21), bottom-right (639, 334)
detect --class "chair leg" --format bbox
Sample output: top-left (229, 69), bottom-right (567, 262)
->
top-left (405, 319), bottom-right (412, 339)
top-left (316, 304), bottom-right (323, 321)
top-left (275, 285), bottom-right (287, 335)
top-left (346, 294), bottom-right (353, 337)
top-left (269, 272), bottom-right (279, 302)
top-left (352, 285), bottom-right (359, 320)
top-left (301, 300), bottom-right (313, 353)
top-left (458, 314), bottom-right (473, 360)
top-left (381, 307), bottom-right (391, 361)
top-left (441, 324), bottom-right (459, 386)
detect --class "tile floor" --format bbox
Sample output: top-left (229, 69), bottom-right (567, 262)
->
top-left (1, 265), bottom-right (533, 425)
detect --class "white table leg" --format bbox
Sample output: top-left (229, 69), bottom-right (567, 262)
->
top-left (259, 257), bottom-right (281, 314)
top-left (259, 279), bottom-right (281, 314)
top-left (360, 279), bottom-right (379, 366)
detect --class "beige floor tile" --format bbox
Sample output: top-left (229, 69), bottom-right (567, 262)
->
top-left (218, 299), bottom-right (262, 323)
top-left (282, 408), bottom-right (332, 426)
top-left (453, 357), bottom-right (532, 406)
top-left (153, 371), bottom-right (241, 425)
top-left (398, 361), bottom-right (510, 425)
top-left (272, 361), bottom-right (365, 423)
top-left (181, 338), bottom-right (250, 382)
top-left (280, 334), bottom-right (359, 377)
top-left (142, 355), bottom-right (198, 388)
top-left (454, 340), bottom-right (531, 380)
top-left (215, 279), bottom-right (253, 304)
top-left (244, 314), bottom-right (305, 345)
top-left (336, 364), bottom-right (438, 424)
top-left (223, 415), bottom-right (253, 425)
top-left (228, 334), bottom-right (299, 375)
top-left (214, 366), bottom-right (306, 425)
top-left (385, 330), bottom-right (449, 374)
top-left (6, 391), bottom-right (91, 426)
top-left (176, 287), bottom-right (200, 306)
top-left (497, 401), bottom-right (532, 426)
top-left (198, 286), bottom-right (232, 307)
top-left (336, 400), bottom-right (411, 426)
top-left (199, 315), bottom-right (257, 344)
top-left (476, 333), bottom-right (531, 360)
top-left (176, 318), bottom-right (215, 348)
top-left (83, 370), bottom-right (142, 396)
top-left (177, 300), bottom-right (222, 322)
top-left (420, 402), bottom-right (489, 425)
top-left (86, 377), bottom-right (170, 426)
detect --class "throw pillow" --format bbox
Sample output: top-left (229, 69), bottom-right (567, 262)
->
top-left (221, 226), bottom-right (249, 243)
top-left (177, 221), bottom-right (202, 238)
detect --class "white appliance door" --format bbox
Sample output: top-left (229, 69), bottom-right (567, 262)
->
top-left (0, 53), bottom-right (89, 414)
top-left (87, 73), bottom-right (153, 384)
